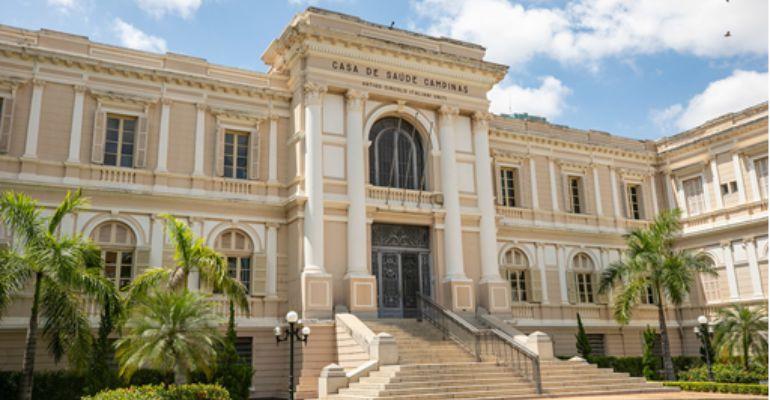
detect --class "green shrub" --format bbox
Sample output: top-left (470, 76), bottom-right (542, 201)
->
top-left (678, 364), bottom-right (768, 384)
top-left (663, 381), bottom-right (768, 395)
top-left (83, 384), bottom-right (230, 400)
top-left (0, 371), bottom-right (87, 400)
top-left (586, 355), bottom-right (701, 378)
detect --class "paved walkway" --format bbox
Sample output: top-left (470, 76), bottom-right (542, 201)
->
top-left (553, 391), bottom-right (765, 400)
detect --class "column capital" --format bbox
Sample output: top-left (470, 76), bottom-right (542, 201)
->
top-left (266, 222), bottom-right (281, 229)
top-left (742, 236), bottom-right (756, 244)
top-left (30, 78), bottom-right (45, 88)
top-left (720, 239), bottom-right (732, 248)
top-left (160, 97), bottom-right (173, 106)
top-left (73, 84), bottom-right (87, 94)
top-left (195, 102), bottom-right (208, 111)
top-left (472, 111), bottom-right (492, 131)
top-left (268, 113), bottom-right (280, 121)
top-left (303, 82), bottom-right (327, 105)
top-left (345, 89), bottom-right (368, 110)
top-left (439, 104), bottom-right (460, 117)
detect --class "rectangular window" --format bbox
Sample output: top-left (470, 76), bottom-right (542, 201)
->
top-left (103, 115), bottom-right (136, 168)
top-left (755, 157), bottom-right (768, 199)
top-left (235, 337), bottom-right (253, 365)
top-left (626, 184), bottom-right (642, 220)
top-left (641, 285), bottom-right (656, 304)
top-left (508, 270), bottom-right (527, 302)
top-left (103, 250), bottom-right (133, 289)
top-left (568, 176), bottom-right (583, 214)
top-left (226, 256), bottom-right (251, 293)
top-left (224, 131), bottom-right (249, 179)
top-left (682, 176), bottom-right (705, 215)
top-left (586, 334), bottom-right (606, 356)
top-left (576, 272), bottom-right (594, 303)
top-left (499, 167), bottom-right (518, 207)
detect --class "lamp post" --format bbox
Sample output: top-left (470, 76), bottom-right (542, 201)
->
top-left (694, 315), bottom-right (714, 381)
top-left (275, 311), bottom-right (310, 400)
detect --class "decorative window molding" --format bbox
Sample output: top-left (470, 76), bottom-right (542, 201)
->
top-left (90, 221), bottom-right (140, 289)
top-left (498, 166), bottom-right (519, 207)
top-left (499, 246), bottom-right (541, 303)
top-left (214, 228), bottom-right (265, 296)
top-left (625, 183), bottom-right (644, 220)
top-left (213, 115), bottom-right (263, 180)
top-left (0, 77), bottom-right (22, 154)
top-left (90, 92), bottom-right (150, 168)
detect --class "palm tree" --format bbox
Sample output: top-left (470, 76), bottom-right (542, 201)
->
top-left (0, 190), bottom-right (119, 400)
top-left (714, 304), bottom-right (768, 369)
top-left (126, 214), bottom-right (248, 311)
top-left (598, 209), bottom-right (715, 381)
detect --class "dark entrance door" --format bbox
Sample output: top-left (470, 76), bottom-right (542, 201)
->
top-left (371, 224), bottom-right (431, 318)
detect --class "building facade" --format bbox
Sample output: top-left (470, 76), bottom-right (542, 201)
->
top-left (0, 7), bottom-right (766, 397)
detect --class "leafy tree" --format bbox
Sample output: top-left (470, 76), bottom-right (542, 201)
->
top-left (212, 301), bottom-right (253, 400)
top-left (84, 303), bottom-right (121, 395)
top-left (115, 290), bottom-right (223, 384)
top-left (714, 304), bottom-right (768, 370)
top-left (126, 214), bottom-right (248, 312)
top-left (575, 313), bottom-right (592, 358)
top-left (0, 190), bottom-right (119, 400)
top-left (598, 209), bottom-right (715, 381)
top-left (642, 326), bottom-right (659, 380)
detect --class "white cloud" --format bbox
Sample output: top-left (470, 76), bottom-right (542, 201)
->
top-left (651, 70), bottom-right (768, 132)
top-left (47, 0), bottom-right (78, 12)
top-left (488, 76), bottom-right (571, 118)
top-left (113, 19), bottom-right (168, 53)
top-left (135, 0), bottom-right (202, 19)
top-left (414, 0), bottom-right (768, 69)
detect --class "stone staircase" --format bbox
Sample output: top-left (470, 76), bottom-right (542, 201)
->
top-left (320, 318), bottom-right (676, 399)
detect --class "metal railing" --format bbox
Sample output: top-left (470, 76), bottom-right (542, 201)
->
top-left (417, 293), bottom-right (542, 394)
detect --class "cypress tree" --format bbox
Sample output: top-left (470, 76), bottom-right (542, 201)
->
top-left (575, 313), bottom-right (592, 358)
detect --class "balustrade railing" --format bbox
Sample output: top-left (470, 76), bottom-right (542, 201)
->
top-left (417, 293), bottom-right (542, 394)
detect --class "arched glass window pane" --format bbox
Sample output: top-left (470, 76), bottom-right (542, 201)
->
top-left (369, 117), bottom-right (425, 190)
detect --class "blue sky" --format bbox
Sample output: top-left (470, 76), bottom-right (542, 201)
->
top-left (0, 0), bottom-right (767, 140)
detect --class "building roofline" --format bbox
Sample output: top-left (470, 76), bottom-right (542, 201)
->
top-left (656, 101), bottom-right (768, 145)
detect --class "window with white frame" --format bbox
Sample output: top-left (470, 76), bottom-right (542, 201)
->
top-left (104, 114), bottom-right (137, 168)
top-left (699, 258), bottom-right (720, 303)
top-left (214, 229), bottom-right (253, 293)
top-left (91, 221), bottom-right (136, 289)
top-left (755, 157), bottom-right (768, 199)
top-left (640, 285), bottom-right (657, 305)
top-left (224, 131), bottom-right (250, 180)
top-left (626, 184), bottom-right (643, 220)
top-left (572, 253), bottom-right (594, 303)
top-left (501, 247), bottom-right (528, 303)
top-left (499, 167), bottom-right (518, 207)
top-left (682, 176), bottom-right (705, 215)
top-left (568, 176), bottom-right (584, 214)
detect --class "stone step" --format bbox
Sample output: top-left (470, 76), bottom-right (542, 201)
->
top-left (360, 375), bottom-right (525, 386)
top-left (351, 379), bottom-right (532, 391)
top-left (331, 387), bottom-right (538, 400)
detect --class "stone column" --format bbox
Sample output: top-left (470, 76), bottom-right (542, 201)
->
top-left (721, 241), bottom-right (739, 300)
top-left (664, 172), bottom-right (676, 209)
top-left (732, 153), bottom-right (747, 203)
top-left (548, 157), bottom-right (559, 211)
top-left (268, 114), bottom-right (279, 183)
top-left (66, 85), bottom-right (86, 163)
top-left (747, 157), bottom-right (761, 202)
top-left (592, 164), bottom-right (603, 216)
top-left (439, 105), bottom-right (473, 313)
top-left (22, 79), bottom-right (44, 159)
top-left (744, 237), bottom-right (764, 298)
top-left (649, 173), bottom-right (660, 216)
top-left (301, 82), bottom-right (332, 319)
top-left (187, 218), bottom-right (202, 291)
top-left (149, 215), bottom-right (165, 268)
top-left (529, 157), bottom-right (539, 209)
top-left (344, 90), bottom-right (376, 316)
top-left (710, 157), bottom-right (723, 210)
top-left (535, 243), bottom-right (549, 304)
top-left (474, 111), bottom-right (509, 314)
top-left (609, 167), bottom-right (621, 218)
top-left (557, 245), bottom-right (569, 304)
top-left (155, 98), bottom-right (172, 173)
top-left (192, 103), bottom-right (206, 176)
top-left (266, 223), bottom-right (278, 299)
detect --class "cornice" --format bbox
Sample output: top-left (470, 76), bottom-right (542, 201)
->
top-left (657, 117), bottom-right (768, 158)
top-left (90, 89), bottom-right (157, 107)
top-left (211, 107), bottom-right (266, 125)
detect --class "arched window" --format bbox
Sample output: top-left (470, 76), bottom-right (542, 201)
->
top-left (700, 258), bottom-right (721, 303)
top-left (92, 221), bottom-right (136, 289)
top-left (369, 117), bottom-right (425, 190)
top-left (571, 253), bottom-right (595, 303)
top-left (501, 248), bottom-right (532, 303)
top-left (214, 229), bottom-right (253, 293)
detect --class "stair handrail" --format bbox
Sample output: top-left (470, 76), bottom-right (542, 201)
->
top-left (417, 293), bottom-right (542, 394)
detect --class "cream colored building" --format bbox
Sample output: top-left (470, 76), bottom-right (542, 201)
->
top-left (0, 7), bottom-right (766, 398)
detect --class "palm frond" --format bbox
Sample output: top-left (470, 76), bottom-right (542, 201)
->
top-left (0, 249), bottom-right (33, 314)
top-left (38, 277), bottom-right (94, 363)
top-left (0, 191), bottom-right (43, 246)
top-left (47, 189), bottom-right (88, 234)
top-left (124, 267), bottom-right (171, 307)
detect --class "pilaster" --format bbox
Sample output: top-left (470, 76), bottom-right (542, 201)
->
top-left (155, 98), bottom-right (172, 173)
top-left (709, 157), bottom-right (723, 210)
top-left (22, 79), bottom-right (44, 160)
top-left (721, 240), bottom-right (739, 300)
top-left (743, 237), bottom-right (764, 298)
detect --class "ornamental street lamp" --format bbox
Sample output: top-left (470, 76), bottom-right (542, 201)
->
top-left (693, 314), bottom-right (714, 381)
top-left (275, 311), bottom-right (310, 400)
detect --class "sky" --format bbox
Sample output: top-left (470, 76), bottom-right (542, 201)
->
top-left (0, 0), bottom-right (767, 140)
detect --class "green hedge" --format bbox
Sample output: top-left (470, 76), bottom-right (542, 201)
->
top-left (663, 381), bottom-right (769, 396)
top-left (82, 384), bottom-right (230, 400)
top-left (586, 355), bottom-right (702, 378)
top-left (678, 364), bottom-right (768, 384)
top-left (0, 371), bottom-right (87, 400)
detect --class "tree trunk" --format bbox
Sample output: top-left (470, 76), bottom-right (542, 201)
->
top-left (743, 333), bottom-right (750, 370)
top-left (174, 366), bottom-right (187, 385)
top-left (656, 295), bottom-right (675, 381)
top-left (19, 273), bottom-right (43, 400)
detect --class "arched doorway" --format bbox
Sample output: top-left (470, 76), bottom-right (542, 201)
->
top-left (371, 223), bottom-right (431, 318)
top-left (369, 117), bottom-right (426, 190)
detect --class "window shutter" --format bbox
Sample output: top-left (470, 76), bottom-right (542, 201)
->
top-left (622, 185), bottom-right (629, 218)
top-left (0, 97), bottom-right (14, 153)
top-left (562, 175), bottom-right (569, 211)
top-left (594, 273), bottom-right (608, 304)
top-left (249, 129), bottom-right (260, 180)
top-left (134, 113), bottom-right (148, 168)
top-left (251, 253), bottom-right (266, 296)
top-left (134, 247), bottom-right (151, 275)
top-left (566, 270), bottom-right (578, 304)
top-left (91, 107), bottom-right (106, 164)
top-left (529, 268), bottom-right (542, 303)
top-left (215, 124), bottom-right (225, 176)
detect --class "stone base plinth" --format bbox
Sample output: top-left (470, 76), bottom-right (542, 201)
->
top-left (478, 279), bottom-right (510, 315)
top-left (344, 273), bottom-right (377, 318)
top-left (301, 271), bottom-right (333, 319)
top-left (443, 278), bottom-right (475, 314)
